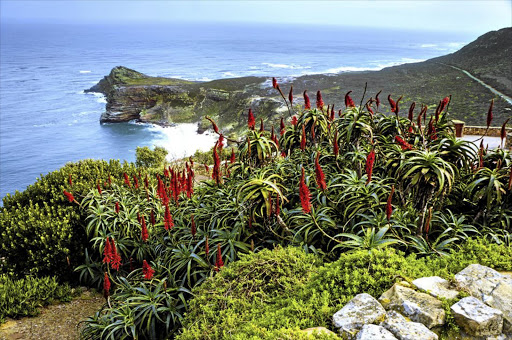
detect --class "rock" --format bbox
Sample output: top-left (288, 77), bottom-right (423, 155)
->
top-left (451, 296), bottom-right (503, 336)
top-left (454, 264), bottom-right (512, 328)
top-left (332, 293), bottom-right (387, 338)
top-left (412, 276), bottom-right (459, 300)
top-left (381, 314), bottom-right (438, 340)
top-left (379, 283), bottom-right (445, 329)
top-left (355, 324), bottom-right (398, 340)
top-left (300, 327), bottom-right (337, 336)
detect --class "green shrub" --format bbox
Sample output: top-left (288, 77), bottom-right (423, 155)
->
top-left (135, 146), bottom-right (168, 169)
top-left (0, 159), bottom-right (137, 281)
top-left (179, 239), bottom-right (512, 339)
top-left (0, 274), bottom-right (72, 323)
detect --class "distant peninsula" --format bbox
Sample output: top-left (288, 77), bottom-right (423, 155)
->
top-left (87, 27), bottom-right (512, 135)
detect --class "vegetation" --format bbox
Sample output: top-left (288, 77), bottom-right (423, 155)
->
top-left (179, 239), bottom-right (512, 339)
top-left (0, 274), bottom-right (73, 323)
top-left (1, 81), bottom-right (510, 338)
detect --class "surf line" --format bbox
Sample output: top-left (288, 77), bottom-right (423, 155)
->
top-left (439, 63), bottom-right (512, 105)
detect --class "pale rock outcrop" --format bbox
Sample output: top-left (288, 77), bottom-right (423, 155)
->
top-left (451, 296), bottom-right (503, 337)
top-left (355, 324), bottom-right (398, 340)
top-left (380, 311), bottom-right (438, 340)
top-left (412, 276), bottom-right (459, 300)
top-left (332, 293), bottom-right (386, 338)
top-left (379, 284), bottom-right (445, 328)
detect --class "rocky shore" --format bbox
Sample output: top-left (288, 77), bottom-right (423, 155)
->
top-left (86, 27), bottom-right (512, 135)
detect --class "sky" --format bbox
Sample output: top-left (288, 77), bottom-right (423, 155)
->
top-left (1, 0), bottom-right (511, 34)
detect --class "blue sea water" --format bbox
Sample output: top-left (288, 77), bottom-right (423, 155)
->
top-left (0, 22), bottom-right (475, 199)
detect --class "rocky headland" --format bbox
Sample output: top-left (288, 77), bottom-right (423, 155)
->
top-left (86, 27), bottom-right (512, 135)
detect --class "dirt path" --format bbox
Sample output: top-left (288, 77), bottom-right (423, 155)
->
top-left (0, 290), bottom-right (104, 340)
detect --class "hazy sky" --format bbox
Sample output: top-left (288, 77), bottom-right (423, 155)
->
top-left (1, 0), bottom-right (511, 34)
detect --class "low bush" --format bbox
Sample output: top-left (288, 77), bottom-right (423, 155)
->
top-left (0, 274), bottom-right (72, 323)
top-left (0, 159), bottom-right (137, 281)
top-left (179, 239), bottom-right (512, 339)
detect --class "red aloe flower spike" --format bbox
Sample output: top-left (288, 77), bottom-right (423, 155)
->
top-left (316, 90), bottom-right (324, 109)
top-left (206, 116), bottom-right (220, 134)
top-left (204, 163), bottom-right (210, 173)
top-left (212, 144), bottom-right (221, 185)
top-left (230, 148), bottom-right (235, 164)
top-left (68, 174), bottom-right (73, 187)
top-left (141, 215), bottom-right (149, 242)
top-left (338, 109), bottom-right (342, 118)
top-left (386, 185), bottom-right (394, 221)
top-left (115, 201), bottom-right (120, 214)
top-left (218, 134), bottom-right (224, 153)
top-left (108, 174), bottom-right (112, 186)
top-left (395, 96), bottom-right (402, 115)
top-left (303, 90), bottom-right (311, 110)
top-left (487, 99), bottom-right (494, 128)
top-left (272, 77), bottom-right (278, 89)
top-left (288, 85), bottom-right (293, 105)
top-left (123, 173), bottom-right (131, 187)
top-left (259, 118), bottom-right (264, 132)
top-left (133, 175), bottom-right (139, 189)
top-left (366, 102), bottom-right (374, 116)
top-left (501, 119), bottom-right (510, 148)
top-left (365, 149), bottom-right (376, 184)
top-left (395, 136), bottom-right (413, 150)
top-left (408, 102), bottom-right (416, 122)
top-left (388, 95), bottom-right (396, 113)
top-left (345, 91), bottom-right (355, 108)
top-left (408, 124), bottom-right (414, 134)
top-left (275, 194), bottom-right (280, 216)
top-left (300, 125), bottom-right (306, 150)
top-left (375, 90), bottom-right (382, 109)
top-left (142, 260), bottom-right (155, 280)
top-left (164, 204), bottom-right (174, 230)
top-left (215, 244), bottom-right (224, 271)
top-left (110, 239), bottom-right (122, 270)
top-left (315, 152), bottom-right (327, 191)
top-left (103, 272), bottom-right (111, 299)
top-left (248, 108), bottom-right (256, 130)
top-left (150, 210), bottom-right (155, 225)
top-left (103, 237), bottom-right (112, 264)
top-left (333, 129), bottom-right (339, 157)
top-left (291, 115), bottom-right (298, 126)
top-left (191, 215), bottom-right (197, 237)
top-left (330, 105), bottom-right (335, 121)
top-left (299, 167), bottom-right (312, 213)
top-left (439, 96), bottom-right (450, 113)
top-left (144, 174), bottom-right (149, 189)
top-left (280, 118), bottom-right (286, 135)
top-left (63, 190), bottom-right (75, 203)
top-left (205, 236), bottom-right (210, 256)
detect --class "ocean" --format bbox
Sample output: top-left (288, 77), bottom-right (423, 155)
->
top-left (0, 22), bottom-right (475, 199)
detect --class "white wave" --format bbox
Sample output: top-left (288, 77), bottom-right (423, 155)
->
top-left (308, 58), bottom-right (426, 76)
top-left (262, 63), bottom-right (311, 70)
top-left (147, 123), bottom-right (219, 160)
top-left (79, 70), bottom-right (92, 74)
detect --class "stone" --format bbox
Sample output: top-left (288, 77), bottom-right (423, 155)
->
top-left (412, 276), bottom-right (459, 300)
top-left (379, 283), bottom-right (446, 328)
top-left (355, 324), bottom-right (398, 340)
top-left (300, 327), bottom-right (337, 336)
top-left (332, 293), bottom-right (387, 338)
top-left (381, 314), bottom-right (438, 340)
top-left (454, 264), bottom-right (512, 327)
top-left (451, 296), bottom-right (503, 337)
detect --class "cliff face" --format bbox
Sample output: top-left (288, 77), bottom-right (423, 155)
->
top-left (87, 28), bottom-right (512, 132)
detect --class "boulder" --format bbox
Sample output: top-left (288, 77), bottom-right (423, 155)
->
top-left (454, 264), bottom-right (512, 329)
top-left (355, 324), bottom-right (398, 340)
top-left (451, 296), bottom-right (503, 337)
top-left (412, 276), bottom-right (459, 300)
top-left (379, 284), bottom-right (446, 328)
top-left (300, 327), bottom-right (337, 336)
top-left (332, 293), bottom-right (387, 338)
top-left (381, 313), bottom-right (438, 340)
